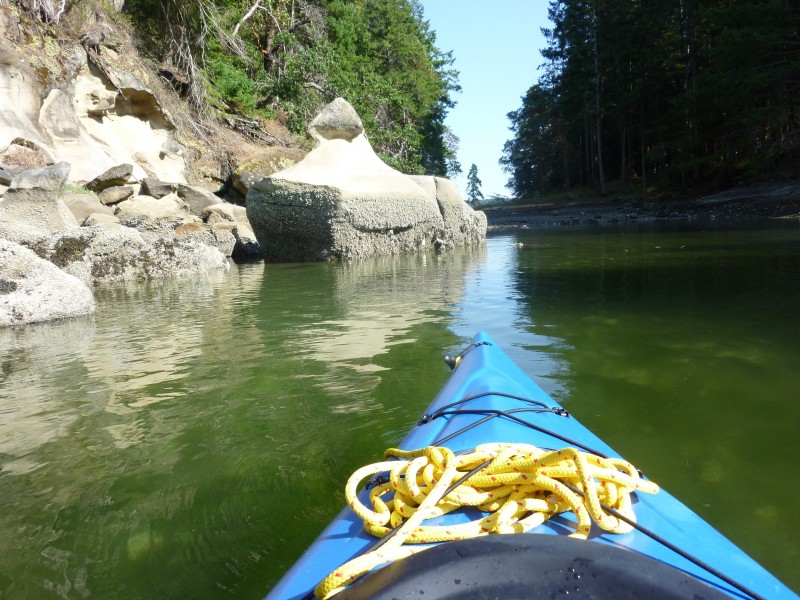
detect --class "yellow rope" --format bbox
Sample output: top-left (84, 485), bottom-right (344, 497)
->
top-left (315, 443), bottom-right (659, 599)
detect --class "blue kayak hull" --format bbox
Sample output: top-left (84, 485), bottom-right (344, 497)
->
top-left (267, 332), bottom-right (795, 600)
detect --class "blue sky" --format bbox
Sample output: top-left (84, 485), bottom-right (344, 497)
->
top-left (419, 1), bottom-right (551, 198)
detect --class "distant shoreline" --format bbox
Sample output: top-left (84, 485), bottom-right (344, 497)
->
top-left (483, 180), bottom-right (800, 231)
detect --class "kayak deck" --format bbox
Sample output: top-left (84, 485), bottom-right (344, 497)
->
top-left (267, 332), bottom-right (795, 600)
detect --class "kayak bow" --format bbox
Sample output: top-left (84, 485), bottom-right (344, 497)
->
top-left (266, 332), bottom-right (796, 600)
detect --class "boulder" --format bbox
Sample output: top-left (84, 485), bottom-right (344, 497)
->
top-left (204, 211), bottom-right (225, 225)
top-left (0, 239), bottom-right (95, 327)
top-left (83, 212), bottom-right (119, 226)
top-left (116, 214), bottom-right (187, 242)
top-left (86, 164), bottom-right (134, 192)
top-left (231, 147), bottom-right (306, 196)
top-left (7, 161), bottom-right (70, 192)
top-left (202, 202), bottom-right (249, 223)
top-left (175, 222), bottom-right (236, 257)
top-left (197, 202), bottom-right (261, 260)
top-left (308, 97), bottom-right (364, 141)
top-left (232, 170), bottom-right (265, 197)
top-left (31, 225), bottom-right (230, 286)
top-left (0, 162), bottom-right (79, 233)
top-left (137, 180), bottom-right (221, 216)
top-left (63, 191), bottom-right (115, 222)
top-left (141, 177), bottom-right (177, 199)
top-left (230, 224), bottom-right (261, 261)
top-left (98, 185), bottom-right (134, 206)
top-left (175, 184), bottom-right (222, 216)
top-left (246, 98), bottom-right (486, 262)
top-left (114, 193), bottom-right (192, 221)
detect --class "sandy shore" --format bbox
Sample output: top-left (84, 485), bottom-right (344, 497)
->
top-left (483, 180), bottom-right (800, 231)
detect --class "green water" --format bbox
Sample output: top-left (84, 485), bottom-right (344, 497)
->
top-left (1, 221), bottom-right (798, 598)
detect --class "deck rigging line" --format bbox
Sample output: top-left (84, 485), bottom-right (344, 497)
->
top-left (304, 389), bottom-right (764, 600)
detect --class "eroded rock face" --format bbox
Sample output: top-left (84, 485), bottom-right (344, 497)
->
top-left (0, 239), bottom-right (95, 327)
top-left (246, 98), bottom-right (486, 262)
top-left (55, 61), bottom-right (187, 183)
top-left (0, 10), bottom-right (188, 185)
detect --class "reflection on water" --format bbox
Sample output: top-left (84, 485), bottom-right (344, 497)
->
top-left (0, 223), bottom-right (798, 597)
top-left (297, 247), bottom-right (486, 375)
top-left (0, 244), bottom-right (496, 599)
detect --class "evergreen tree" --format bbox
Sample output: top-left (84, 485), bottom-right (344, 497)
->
top-left (502, 0), bottom-right (800, 197)
top-left (466, 163), bottom-right (484, 204)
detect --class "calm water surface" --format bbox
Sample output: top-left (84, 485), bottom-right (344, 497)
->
top-left (1, 221), bottom-right (798, 597)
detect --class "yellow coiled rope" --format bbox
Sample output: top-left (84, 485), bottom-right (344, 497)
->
top-left (315, 443), bottom-right (659, 599)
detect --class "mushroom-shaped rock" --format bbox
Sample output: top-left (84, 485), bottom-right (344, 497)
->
top-left (246, 98), bottom-right (486, 262)
top-left (308, 97), bottom-right (364, 142)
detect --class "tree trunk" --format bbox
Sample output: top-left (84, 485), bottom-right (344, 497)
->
top-left (640, 108), bottom-right (647, 190)
top-left (592, 9), bottom-right (607, 195)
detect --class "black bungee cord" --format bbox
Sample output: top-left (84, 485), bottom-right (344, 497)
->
top-left (419, 391), bottom-right (609, 459)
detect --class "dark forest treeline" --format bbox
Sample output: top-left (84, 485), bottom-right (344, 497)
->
top-left (118, 0), bottom-right (459, 176)
top-left (501, 0), bottom-right (800, 198)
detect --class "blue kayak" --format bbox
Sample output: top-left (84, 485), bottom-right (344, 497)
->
top-left (267, 332), bottom-right (795, 600)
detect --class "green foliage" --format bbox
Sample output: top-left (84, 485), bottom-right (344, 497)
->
top-left (206, 53), bottom-right (258, 113)
top-left (120, 0), bottom-right (460, 176)
top-left (63, 182), bottom-right (95, 196)
top-left (322, 0), bottom-right (460, 176)
top-left (503, 0), bottom-right (800, 198)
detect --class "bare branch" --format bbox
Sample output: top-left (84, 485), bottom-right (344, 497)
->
top-left (232, 0), bottom-right (261, 38)
top-left (303, 81), bottom-right (327, 94)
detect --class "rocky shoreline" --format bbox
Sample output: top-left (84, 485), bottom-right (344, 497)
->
top-left (1, 98), bottom-right (486, 328)
top-left (0, 160), bottom-right (262, 327)
top-left (484, 180), bottom-right (800, 231)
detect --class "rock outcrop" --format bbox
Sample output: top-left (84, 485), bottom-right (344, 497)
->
top-left (0, 239), bottom-right (95, 326)
top-left (0, 5), bottom-right (271, 327)
top-left (0, 18), bottom-right (187, 185)
top-left (31, 225), bottom-right (230, 287)
top-left (246, 98), bottom-right (486, 262)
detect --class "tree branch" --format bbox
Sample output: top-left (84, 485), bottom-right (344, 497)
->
top-left (232, 0), bottom-right (261, 38)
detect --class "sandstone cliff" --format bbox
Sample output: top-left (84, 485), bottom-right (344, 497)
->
top-left (0, 2), bottom-right (303, 194)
